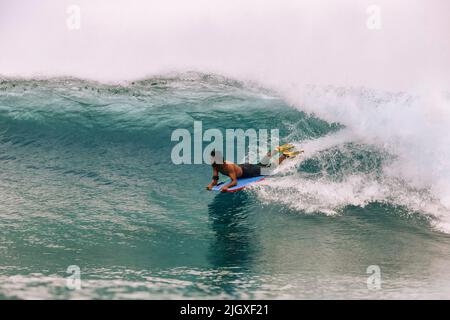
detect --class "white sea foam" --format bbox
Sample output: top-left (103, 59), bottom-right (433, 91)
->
top-left (254, 88), bottom-right (450, 232)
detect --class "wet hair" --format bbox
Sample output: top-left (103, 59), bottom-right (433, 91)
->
top-left (211, 149), bottom-right (224, 165)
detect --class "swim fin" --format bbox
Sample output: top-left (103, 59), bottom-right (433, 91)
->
top-left (283, 149), bottom-right (304, 158)
top-left (276, 143), bottom-right (294, 153)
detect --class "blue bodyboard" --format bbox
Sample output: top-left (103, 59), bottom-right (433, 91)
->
top-left (211, 176), bottom-right (266, 192)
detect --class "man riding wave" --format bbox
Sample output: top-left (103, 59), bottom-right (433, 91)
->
top-left (206, 146), bottom-right (299, 192)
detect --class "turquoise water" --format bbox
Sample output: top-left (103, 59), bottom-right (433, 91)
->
top-left (1, 74), bottom-right (450, 299)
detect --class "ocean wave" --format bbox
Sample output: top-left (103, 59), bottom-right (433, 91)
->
top-left (1, 73), bottom-right (450, 232)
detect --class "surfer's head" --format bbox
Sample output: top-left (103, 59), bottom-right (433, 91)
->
top-left (210, 149), bottom-right (224, 167)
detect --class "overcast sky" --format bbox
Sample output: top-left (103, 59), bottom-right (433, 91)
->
top-left (1, 0), bottom-right (449, 91)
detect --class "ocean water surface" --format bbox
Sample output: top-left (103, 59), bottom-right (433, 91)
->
top-left (1, 73), bottom-right (450, 299)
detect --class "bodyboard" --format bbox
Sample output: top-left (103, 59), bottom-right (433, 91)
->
top-left (211, 176), bottom-right (266, 192)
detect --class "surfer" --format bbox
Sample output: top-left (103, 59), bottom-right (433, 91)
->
top-left (206, 146), bottom-right (298, 192)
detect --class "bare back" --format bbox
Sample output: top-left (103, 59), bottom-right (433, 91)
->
top-left (216, 161), bottom-right (243, 179)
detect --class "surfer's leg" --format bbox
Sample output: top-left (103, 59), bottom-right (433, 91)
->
top-left (258, 145), bottom-right (297, 168)
top-left (279, 154), bottom-right (287, 164)
top-left (265, 154), bottom-right (287, 168)
top-left (259, 149), bottom-right (281, 166)
top-left (273, 154), bottom-right (287, 167)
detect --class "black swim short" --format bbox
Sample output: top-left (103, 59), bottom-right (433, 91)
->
top-left (239, 163), bottom-right (262, 178)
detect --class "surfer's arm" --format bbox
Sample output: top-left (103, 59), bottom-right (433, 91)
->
top-left (206, 167), bottom-right (219, 190)
top-left (221, 171), bottom-right (238, 192)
